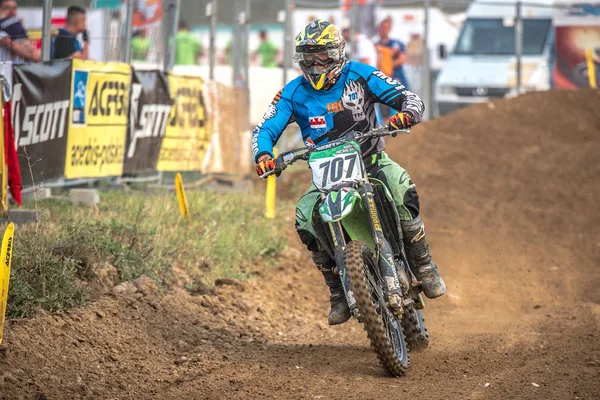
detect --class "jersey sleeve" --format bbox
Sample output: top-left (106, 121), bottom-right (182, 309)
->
top-left (251, 85), bottom-right (296, 162)
top-left (360, 63), bottom-right (424, 124)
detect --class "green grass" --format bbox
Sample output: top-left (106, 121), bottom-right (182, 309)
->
top-left (6, 190), bottom-right (289, 318)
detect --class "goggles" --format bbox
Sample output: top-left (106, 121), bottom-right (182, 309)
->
top-left (294, 48), bottom-right (340, 66)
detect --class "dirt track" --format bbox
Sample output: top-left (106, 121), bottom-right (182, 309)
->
top-left (1, 89), bottom-right (599, 399)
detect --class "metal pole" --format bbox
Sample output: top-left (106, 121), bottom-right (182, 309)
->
top-left (243, 0), bottom-right (250, 88)
top-left (515, 1), bottom-right (523, 94)
top-left (232, 0), bottom-right (240, 86)
top-left (163, 0), bottom-right (180, 72)
top-left (349, 0), bottom-right (357, 60)
top-left (122, 0), bottom-right (134, 63)
top-left (233, 0), bottom-right (249, 88)
top-left (170, 0), bottom-right (181, 69)
top-left (283, 0), bottom-right (293, 86)
top-left (162, 0), bottom-right (171, 71)
top-left (208, 0), bottom-right (217, 80)
top-left (422, 0), bottom-right (431, 120)
top-left (41, 0), bottom-right (52, 61)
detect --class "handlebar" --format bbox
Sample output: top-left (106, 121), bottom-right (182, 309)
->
top-left (259, 126), bottom-right (410, 179)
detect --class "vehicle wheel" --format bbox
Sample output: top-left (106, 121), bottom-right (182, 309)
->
top-left (402, 305), bottom-right (429, 351)
top-left (344, 240), bottom-right (410, 376)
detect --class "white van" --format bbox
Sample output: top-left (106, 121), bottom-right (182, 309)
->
top-left (435, 0), bottom-right (555, 115)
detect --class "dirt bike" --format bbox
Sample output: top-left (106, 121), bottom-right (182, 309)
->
top-left (264, 126), bottom-right (429, 376)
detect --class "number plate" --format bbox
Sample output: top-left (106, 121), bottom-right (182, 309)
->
top-left (309, 142), bottom-right (364, 191)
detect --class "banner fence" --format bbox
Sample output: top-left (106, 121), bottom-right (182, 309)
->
top-left (6, 59), bottom-right (250, 198)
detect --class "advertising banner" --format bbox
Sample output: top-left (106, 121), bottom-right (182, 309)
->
top-left (65, 59), bottom-right (131, 179)
top-left (554, 2), bottom-right (600, 88)
top-left (124, 69), bottom-right (173, 174)
top-left (12, 60), bottom-right (71, 185)
top-left (156, 74), bottom-right (209, 172)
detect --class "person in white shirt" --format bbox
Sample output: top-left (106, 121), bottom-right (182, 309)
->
top-left (0, 29), bottom-right (38, 62)
top-left (342, 28), bottom-right (378, 67)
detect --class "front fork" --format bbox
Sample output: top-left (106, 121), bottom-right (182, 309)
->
top-left (326, 183), bottom-right (405, 318)
top-left (361, 183), bottom-right (404, 315)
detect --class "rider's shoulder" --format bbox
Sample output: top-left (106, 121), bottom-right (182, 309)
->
top-left (281, 75), bottom-right (308, 99)
top-left (345, 61), bottom-right (378, 79)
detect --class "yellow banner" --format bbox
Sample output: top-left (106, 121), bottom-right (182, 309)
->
top-left (64, 59), bottom-right (131, 179)
top-left (156, 73), bottom-right (209, 171)
top-left (0, 78), bottom-right (6, 217)
top-left (0, 222), bottom-right (15, 344)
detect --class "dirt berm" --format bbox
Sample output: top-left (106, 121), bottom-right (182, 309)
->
top-left (1, 89), bottom-right (599, 400)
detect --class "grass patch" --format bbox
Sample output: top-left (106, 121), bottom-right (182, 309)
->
top-left (7, 190), bottom-right (289, 318)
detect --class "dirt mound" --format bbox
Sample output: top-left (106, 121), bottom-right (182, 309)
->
top-left (386, 88), bottom-right (600, 301)
top-left (1, 89), bottom-right (599, 399)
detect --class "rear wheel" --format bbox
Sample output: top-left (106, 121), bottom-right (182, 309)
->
top-left (344, 241), bottom-right (410, 376)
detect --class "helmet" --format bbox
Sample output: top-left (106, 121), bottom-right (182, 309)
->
top-left (294, 20), bottom-right (346, 91)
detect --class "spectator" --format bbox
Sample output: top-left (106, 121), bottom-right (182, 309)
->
top-left (342, 28), bottom-right (378, 66)
top-left (253, 30), bottom-right (279, 68)
top-left (224, 37), bottom-right (233, 65)
top-left (405, 32), bottom-right (423, 67)
top-left (51, 6), bottom-right (89, 60)
top-left (175, 20), bottom-right (201, 65)
top-left (0, 0), bottom-right (38, 62)
top-left (376, 17), bottom-right (410, 90)
top-left (131, 29), bottom-right (149, 62)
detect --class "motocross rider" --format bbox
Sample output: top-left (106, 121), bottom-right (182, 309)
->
top-left (253, 20), bottom-right (446, 325)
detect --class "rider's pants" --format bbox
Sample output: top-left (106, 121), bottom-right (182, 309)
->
top-left (295, 152), bottom-right (420, 252)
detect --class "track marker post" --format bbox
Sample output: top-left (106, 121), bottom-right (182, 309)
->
top-left (585, 49), bottom-right (597, 89)
top-left (0, 222), bottom-right (15, 344)
top-left (265, 148), bottom-right (278, 219)
top-left (175, 173), bottom-right (190, 219)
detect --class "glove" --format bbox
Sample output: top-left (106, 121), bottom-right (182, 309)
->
top-left (256, 155), bottom-right (276, 178)
top-left (389, 112), bottom-right (414, 130)
top-left (82, 30), bottom-right (89, 42)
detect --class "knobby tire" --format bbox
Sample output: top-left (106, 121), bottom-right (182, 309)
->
top-left (344, 240), bottom-right (410, 376)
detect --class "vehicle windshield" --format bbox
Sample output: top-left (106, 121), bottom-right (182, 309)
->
top-left (454, 18), bottom-right (551, 56)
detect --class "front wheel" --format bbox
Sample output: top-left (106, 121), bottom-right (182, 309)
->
top-left (344, 241), bottom-right (410, 376)
top-left (402, 305), bottom-right (430, 351)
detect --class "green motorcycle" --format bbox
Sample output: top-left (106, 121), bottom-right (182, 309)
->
top-left (266, 126), bottom-right (429, 376)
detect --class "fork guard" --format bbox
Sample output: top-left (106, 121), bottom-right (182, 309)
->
top-left (318, 188), bottom-right (362, 223)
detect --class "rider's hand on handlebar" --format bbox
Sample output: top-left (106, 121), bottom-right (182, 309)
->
top-left (389, 112), bottom-right (414, 131)
top-left (256, 155), bottom-right (276, 178)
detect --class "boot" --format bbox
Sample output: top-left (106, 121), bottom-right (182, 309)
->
top-left (401, 217), bottom-right (446, 299)
top-left (313, 251), bottom-right (351, 325)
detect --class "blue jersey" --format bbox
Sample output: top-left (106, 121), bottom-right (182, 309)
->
top-left (252, 61), bottom-right (424, 162)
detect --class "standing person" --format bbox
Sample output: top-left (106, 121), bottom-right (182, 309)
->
top-left (342, 0), bottom-right (379, 39)
top-left (376, 17), bottom-right (409, 90)
top-left (0, 0), bottom-right (39, 62)
top-left (253, 30), bottom-right (279, 68)
top-left (52, 6), bottom-right (89, 60)
top-left (405, 32), bottom-right (423, 68)
top-left (175, 20), bottom-right (201, 65)
top-left (341, 28), bottom-right (378, 66)
top-left (253, 20), bottom-right (446, 325)
top-left (131, 29), bottom-right (150, 62)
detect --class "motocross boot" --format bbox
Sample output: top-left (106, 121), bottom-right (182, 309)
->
top-left (401, 216), bottom-right (447, 299)
top-left (313, 251), bottom-right (351, 325)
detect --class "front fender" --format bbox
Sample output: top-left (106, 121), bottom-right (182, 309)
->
top-left (318, 188), bottom-right (361, 223)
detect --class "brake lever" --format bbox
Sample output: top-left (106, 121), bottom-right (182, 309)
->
top-left (259, 170), bottom-right (275, 179)
top-left (275, 156), bottom-right (288, 172)
top-left (389, 128), bottom-right (411, 137)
